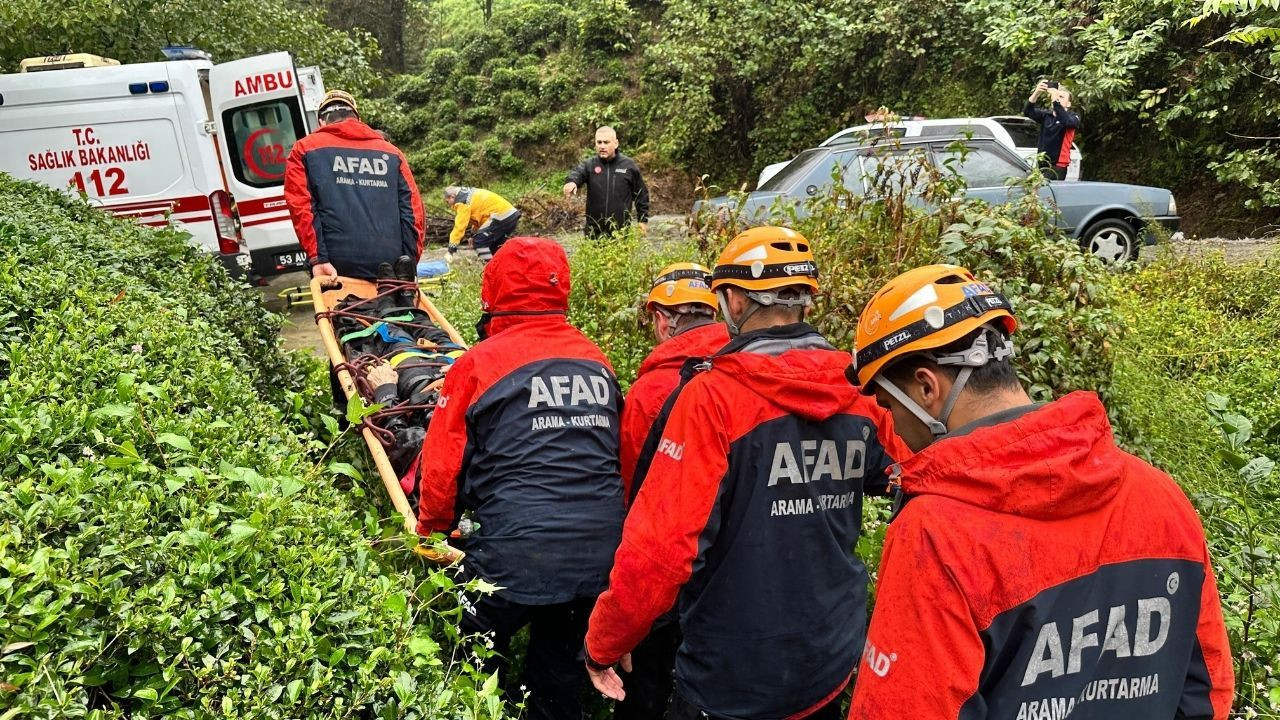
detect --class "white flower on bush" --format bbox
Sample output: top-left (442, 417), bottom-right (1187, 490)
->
top-left (131, 343), bottom-right (144, 354)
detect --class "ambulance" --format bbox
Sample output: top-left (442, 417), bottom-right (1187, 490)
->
top-left (0, 49), bottom-right (325, 281)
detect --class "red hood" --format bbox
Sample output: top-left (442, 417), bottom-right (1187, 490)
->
top-left (901, 391), bottom-right (1121, 520)
top-left (637, 323), bottom-right (730, 376)
top-left (482, 236), bottom-right (571, 313)
top-left (314, 118), bottom-right (386, 142)
top-left (712, 347), bottom-right (862, 421)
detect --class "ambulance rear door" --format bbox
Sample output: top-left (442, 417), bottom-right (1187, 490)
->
top-left (208, 52), bottom-right (314, 278)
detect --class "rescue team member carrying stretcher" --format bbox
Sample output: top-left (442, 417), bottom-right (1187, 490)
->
top-left (414, 236), bottom-right (625, 720)
top-left (284, 90), bottom-right (426, 280)
top-left (444, 186), bottom-right (521, 263)
top-left (845, 265), bottom-right (1234, 720)
top-left (613, 263), bottom-right (728, 720)
top-left (584, 227), bottom-right (911, 720)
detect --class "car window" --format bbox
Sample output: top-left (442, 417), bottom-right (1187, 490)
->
top-left (858, 148), bottom-right (931, 196)
top-left (758, 148), bottom-right (828, 192)
top-left (994, 119), bottom-right (1041, 148)
top-left (933, 146), bottom-right (1027, 188)
top-left (918, 124), bottom-right (995, 139)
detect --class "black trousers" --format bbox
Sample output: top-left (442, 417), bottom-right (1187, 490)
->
top-left (666, 691), bottom-right (843, 720)
top-left (613, 618), bottom-right (682, 720)
top-left (460, 589), bottom-right (594, 720)
top-left (473, 210), bottom-right (521, 262)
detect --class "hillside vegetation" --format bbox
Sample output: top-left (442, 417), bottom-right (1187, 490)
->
top-left (6, 0), bottom-right (1278, 232)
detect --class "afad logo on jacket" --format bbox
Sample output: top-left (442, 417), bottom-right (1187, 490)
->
top-left (332, 153), bottom-right (391, 189)
top-left (527, 372), bottom-right (614, 432)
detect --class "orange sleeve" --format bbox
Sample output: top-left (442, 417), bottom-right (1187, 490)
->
top-left (586, 384), bottom-right (729, 665)
top-left (415, 356), bottom-right (478, 535)
top-left (1179, 544), bottom-right (1235, 719)
top-left (618, 378), bottom-right (663, 503)
top-left (283, 142), bottom-right (321, 261)
top-left (396, 150), bottom-right (425, 260)
top-left (847, 510), bottom-right (985, 719)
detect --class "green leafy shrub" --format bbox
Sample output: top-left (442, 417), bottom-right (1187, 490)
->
top-left (393, 74), bottom-right (436, 106)
top-left (491, 66), bottom-right (540, 94)
top-left (539, 74), bottom-right (576, 106)
top-left (587, 84), bottom-right (624, 104)
top-left (464, 105), bottom-right (500, 130)
top-left (455, 74), bottom-right (492, 98)
top-left (497, 89), bottom-right (538, 117)
top-left (0, 177), bottom-right (502, 718)
top-left (422, 47), bottom-right (462, 84)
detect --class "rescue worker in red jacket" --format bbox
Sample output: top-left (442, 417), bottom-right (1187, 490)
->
top-left (415, 236), bottom-right (624, 720)
top-left (846, 264), bottom-right (1234, 720)
top-left (619, 262), bottom-right (729, 500)
top-left (613, 262), bottom-right (728, 720)
top-left (584, 227), bottom-right (911, 720)
top-left (284, 90), bottom-right (425, 280)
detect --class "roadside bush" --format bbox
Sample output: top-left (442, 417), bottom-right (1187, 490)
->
top-left (1105, 250), bottom-right (1280, 715)
top-left (0, 177), bottom-right (502, 718)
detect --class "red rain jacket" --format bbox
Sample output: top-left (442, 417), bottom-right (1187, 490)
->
top-left (283, 119), bottom-right (425, 278)
top-left (586, 324), bottom-right (910, 719)
top-left (415, 237), bottom-right (624, 604)
top-left (847, 392), bottom-right (1234, 720)
top-left (619, 322), bottom-right (729, 500)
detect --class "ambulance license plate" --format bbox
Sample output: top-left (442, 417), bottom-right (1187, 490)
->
top-left (273, 250), bottom-right (309, 270)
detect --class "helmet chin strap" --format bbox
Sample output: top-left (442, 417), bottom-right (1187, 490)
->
top-left (872, 329), bottom-right (1014, 439)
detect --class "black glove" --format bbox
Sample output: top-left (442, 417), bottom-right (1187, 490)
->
top-left (447, 244), bottom-right (459, 255)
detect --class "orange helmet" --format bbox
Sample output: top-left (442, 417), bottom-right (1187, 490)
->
top-left (853, 264), bottom-right (1016, 387)
top-left (710, 226), bottom-right (819, 294)
top-left (319, 89), bottom-right (359, 117)
top-left (646, 263), bottom-right (716, 312)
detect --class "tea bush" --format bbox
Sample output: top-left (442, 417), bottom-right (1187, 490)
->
top-left (0, 177), bottom-right (504, 718)
top-left (1109, 251), bottom-right (1280, 714)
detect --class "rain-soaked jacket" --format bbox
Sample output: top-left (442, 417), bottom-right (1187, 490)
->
top-left (284, 118), bottom-right (424, 278)
top-left (586, 323), bottom-right (910, 719)
top-left (619, 322), bottom-right (729, 500)
top-left (415, 236), bottom-right (624, 604)
top-left (846, 391), bottom-right (1233, 720)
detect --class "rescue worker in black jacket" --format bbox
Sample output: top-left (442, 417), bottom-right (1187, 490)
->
top-left (415, 236), bottom-right (625, 720)
top-left (562, 126), bottom-right (650, 238)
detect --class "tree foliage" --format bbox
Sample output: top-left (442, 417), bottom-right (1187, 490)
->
top-left (0, 0), bottom-right (380, 92)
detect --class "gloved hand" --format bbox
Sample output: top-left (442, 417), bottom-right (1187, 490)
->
top-left (447, 244), bottom-right (459, 255)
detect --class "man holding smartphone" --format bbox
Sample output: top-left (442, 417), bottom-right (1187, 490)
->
top-left (1024, 80), bottom-right (1080, 181)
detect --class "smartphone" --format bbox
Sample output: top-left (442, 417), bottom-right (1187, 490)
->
top-left (1046, 81), bottom-right (1059, 89)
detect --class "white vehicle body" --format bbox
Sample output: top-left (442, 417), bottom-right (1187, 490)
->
top-left (756, 116), bottom-right (1082, 188)
top-left (0, 51), bottom-right (324, 280)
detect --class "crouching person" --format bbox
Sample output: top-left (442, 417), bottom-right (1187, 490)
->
top-left (846, 265), bottom-right (1233, 719)
top-left (415, 236), bottom-right (625, 720)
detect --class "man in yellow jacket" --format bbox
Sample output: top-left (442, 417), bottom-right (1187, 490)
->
top-left (444, 186), bottom-right (521, 263)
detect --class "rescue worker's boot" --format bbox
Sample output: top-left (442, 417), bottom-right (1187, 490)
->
top-left (394, 255), bottom-right (418, 308)
top-left (375, 262), bottom-right (398, 314)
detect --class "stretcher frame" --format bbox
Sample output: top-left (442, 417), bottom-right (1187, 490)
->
top-left (310, 275), bottom-right (466, 563)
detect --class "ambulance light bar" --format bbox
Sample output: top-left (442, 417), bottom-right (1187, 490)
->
top-left (19, 54), bottom-right (120, 72)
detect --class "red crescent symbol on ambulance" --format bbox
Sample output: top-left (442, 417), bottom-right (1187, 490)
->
top-left (242, 128), bottom-right (284, 181)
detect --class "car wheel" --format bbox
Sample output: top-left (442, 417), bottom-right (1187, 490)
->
top-left (1081, 219), bottom-right (1139, 266)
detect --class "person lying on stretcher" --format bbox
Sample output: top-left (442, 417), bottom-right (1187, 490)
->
top-left (331, 258), bottom-right (466, 480)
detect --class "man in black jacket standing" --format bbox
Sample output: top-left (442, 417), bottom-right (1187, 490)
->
top-left (563, 126), bottom-right (650, 238)
top-left (1024, 80), bottom-right (1080, 181)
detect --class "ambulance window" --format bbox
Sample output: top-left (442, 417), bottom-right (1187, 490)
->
top-left (222, 98), bottom-right (305, 188)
